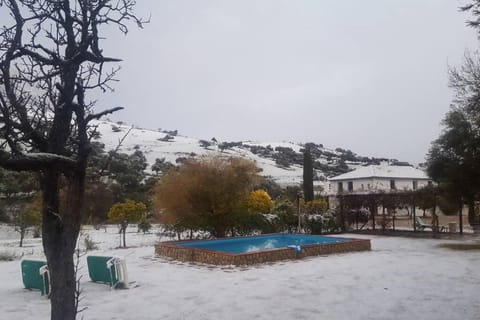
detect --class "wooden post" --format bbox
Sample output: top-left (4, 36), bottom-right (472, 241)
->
top-left (382, 206), bottom-right (386, 231)
top-left (372, 205), bottom-right (376, 231)
top-left (339, 197), bottom-right (346, 232)
top-left (413, 204), bottom-right (416, 232)
top-left (297, 194), bottom-right (301, 233)
top-left (459, 205), bottom-right (463, 235)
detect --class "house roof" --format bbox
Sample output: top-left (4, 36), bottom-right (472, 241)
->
top-left (328, 164), bottom-right (430, 181)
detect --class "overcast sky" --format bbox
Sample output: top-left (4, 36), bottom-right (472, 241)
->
top-left (95, 0), bottom-right (478, 164)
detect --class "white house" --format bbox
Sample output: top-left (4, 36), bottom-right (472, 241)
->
top-left (328, 162), bottom-right (431, 195)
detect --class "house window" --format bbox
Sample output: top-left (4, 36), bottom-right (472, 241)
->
top-left (348, 181), bottom-right (353, 192)
top-left (428, 181), bottom-right (433, 186)
top-left (413, 180), bottom-right (418, 190)
top-left (390, 180), bottom-right (396, 190)
top-left (338, 182), bottom-right (343, 193)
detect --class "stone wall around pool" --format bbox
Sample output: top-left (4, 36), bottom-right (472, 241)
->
top-left (154, 236), bottom-right (371, 266)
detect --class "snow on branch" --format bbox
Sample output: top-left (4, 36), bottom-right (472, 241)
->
top-left (0, 151), bottom-right (76, 172)
top-left (85, 107), bottom-right (124, 123)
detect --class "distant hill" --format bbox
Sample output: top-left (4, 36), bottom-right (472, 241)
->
top-left (95, 120), bottom-right (402, 189)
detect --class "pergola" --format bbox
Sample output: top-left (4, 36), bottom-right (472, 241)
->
top-left (334, 190), bottom-right (465, 234)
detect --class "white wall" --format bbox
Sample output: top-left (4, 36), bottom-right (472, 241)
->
top-left (328, 177), bottom-right (430, 195)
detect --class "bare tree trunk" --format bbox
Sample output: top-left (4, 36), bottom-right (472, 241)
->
top-left (339, 198), bottom-right (346, 232)
top-left (214, 226), bottom-right (226, 238)
top-left (19, 226), bottom-right (25, 247)
top-left (0, 3), bottom-right (144, 319)
top-left (459, 204), bottom-right (464, 235)
top-left (371, 205), bottom-right (376, 231)
top-left (467, 198), bottom-right (476, 225)
top-left (47, 242), bottom-right (77, 320)
top-left (382, 206), bottom-right (386, 232)
top-left (42, 170), bottom-right (84, 320)
top-left (412, 205), bottom-right (416, 232)
top-left (431, 207), bottom-right (439, 233)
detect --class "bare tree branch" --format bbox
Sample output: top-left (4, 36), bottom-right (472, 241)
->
top-left (86, 106), bottom-right (123, 123)
top-left (0, 150), bottom-right (76, 172)
top-left (0, 1), bottom-right (146, 318)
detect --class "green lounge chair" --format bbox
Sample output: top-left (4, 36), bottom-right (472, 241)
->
top-left (21, 259), bottom-right (50, 296)
top-left (87, 255), bottom-right (129, 289)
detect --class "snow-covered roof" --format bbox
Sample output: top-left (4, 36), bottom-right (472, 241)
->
top-left (328, 164), bottom-right (429, 181)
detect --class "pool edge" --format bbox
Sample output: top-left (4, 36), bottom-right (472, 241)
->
top-left (155, 235), bottom-right (371, 266)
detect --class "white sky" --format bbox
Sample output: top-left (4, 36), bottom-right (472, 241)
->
top-left (8, 1), bottom-right (479, 164)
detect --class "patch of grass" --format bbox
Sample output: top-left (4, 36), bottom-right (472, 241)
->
top-left (439, 243), bottom-right (480, 251)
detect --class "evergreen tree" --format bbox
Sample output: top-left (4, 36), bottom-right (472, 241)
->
top-left (427, 52), bottom-right (480, 226)
top-left (108, 150), bottom-right (148, 201)
top-left (303, 147), bottom-right (314, 202)
top-left (151, 158), bottom-right (175, 175)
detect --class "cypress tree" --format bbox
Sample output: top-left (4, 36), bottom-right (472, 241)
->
top-left (303, 147), bottom-right (314, 202)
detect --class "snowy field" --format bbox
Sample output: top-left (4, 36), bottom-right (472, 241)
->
top-left (1, 225), bottom-right (480, 320)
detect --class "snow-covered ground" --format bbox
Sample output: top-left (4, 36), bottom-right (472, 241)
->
top-left (1, 225), bottom-right (479, 320)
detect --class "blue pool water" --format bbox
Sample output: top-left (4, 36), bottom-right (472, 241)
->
top-left (177, 234), bottom-right (348, 254)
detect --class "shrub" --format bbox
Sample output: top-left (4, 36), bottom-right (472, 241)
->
top-left (33, 227), bottom-right (41, 238)
top-left (304, 199), bottom-right (328, 215)
top-left (0, 250), bottom-right (19, 261)
top-left (199, 140), bottom-right (212, 148)
top-left (0, 206), bottom-right (10, 223)
top-left (322, 214), bottom-right (340, 232)
top-left (12, 195), bottom-right (42, 247)
top-left (175, 157), bottom-right (188, 164)
top-left (153, 156), bottom-right (261, 238)
top-left (304, 218), bottom-right (324, 235)
top-left (137, 218), bottom-right (152, 233)
top-left (271, 199), bottom-right (298, 233)
top-left (162, 129), bottom-right (178, 136)
top-left (159, 134), bottom-right (174, 142)
top-left (234, 213), bottom-right (270, 236)
top-left (246, 189), bottom-right (274, 214)
top-left (151, 158), bottom-right (175, 175)
top-left (83, 234), bottom-right (98, 251)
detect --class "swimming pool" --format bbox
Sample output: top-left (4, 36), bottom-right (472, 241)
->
top-left (155, 234), bottom-right (371, 265)
top-left (177, 234), bottom-right (348, 254)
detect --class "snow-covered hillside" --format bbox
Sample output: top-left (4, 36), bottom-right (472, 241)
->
top-left (94, 120), bottom-right (388, 188)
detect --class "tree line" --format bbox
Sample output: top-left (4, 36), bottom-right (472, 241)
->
top-left (426, 3), bottom-right (480, 230)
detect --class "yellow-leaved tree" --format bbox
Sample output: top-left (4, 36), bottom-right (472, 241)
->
top-left (108, 200), bottom-right (146, 247)
top-left (12, 194), bottom-right (42, 247)
top-left (246, 189), bottom-right (274, 214)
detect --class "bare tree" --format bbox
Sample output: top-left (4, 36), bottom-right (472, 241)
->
top-left (0, 1), bottom-right (145, 319)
